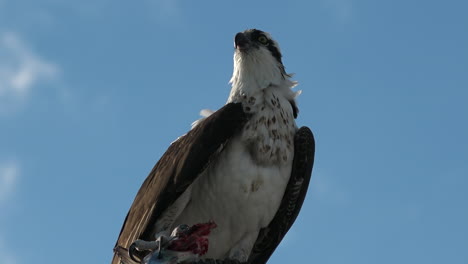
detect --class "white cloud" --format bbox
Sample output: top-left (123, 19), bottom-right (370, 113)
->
top-left (0, 160), bottom-right (18, 204)
top-left (0, 32), bottom-right (59, 111)
top-left (311, 171), bottom-right (350, 205)
top-left (145, 0), bottom-right (184, 26)
top-left (0, 238), bottom-right (16, 264)
top-left (321, 0), bottom-right (354, 24)
top-left (0, 161), bottom-right (18, 264)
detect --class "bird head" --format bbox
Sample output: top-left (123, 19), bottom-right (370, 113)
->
top-left (234, 29), bottom-right (283, 64)
top-left (229, 29), bottom-right (293, 96)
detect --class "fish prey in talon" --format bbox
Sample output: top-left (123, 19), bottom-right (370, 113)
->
top-left (135, 223), bottom-right (217, 264)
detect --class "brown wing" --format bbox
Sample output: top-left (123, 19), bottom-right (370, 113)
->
top-left (112, 103), bottom-right (250, 264)
top-left (247, 126), bottom-right (315, 264)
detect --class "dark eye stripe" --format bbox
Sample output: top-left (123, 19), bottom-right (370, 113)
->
top-left (244, 28), bottom-right (283, 64)
top-left (267, 44), bottom-right (283, 64)
top-left (249, 29), bottom-right (266, 41)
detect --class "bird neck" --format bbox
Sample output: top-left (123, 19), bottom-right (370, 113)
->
top-left (227, 54), bottom-right (296, 103)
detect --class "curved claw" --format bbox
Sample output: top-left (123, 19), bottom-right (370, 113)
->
top-left (128, 242), bottom-right (141, 263)
top-left (193, 259), bottom-right (244, 264)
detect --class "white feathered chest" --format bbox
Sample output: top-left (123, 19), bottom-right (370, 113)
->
top-left (168, 86), bottom-right (297, 260)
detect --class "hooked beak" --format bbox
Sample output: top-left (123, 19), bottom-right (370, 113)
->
top-left (234, 32), bottom-right (250, 50)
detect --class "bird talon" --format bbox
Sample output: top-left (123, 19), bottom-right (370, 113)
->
top-left (128, 242), bottom-right (141, 263)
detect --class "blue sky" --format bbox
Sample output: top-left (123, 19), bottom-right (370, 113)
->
top-left (0, 0), bottom-right (467, 263)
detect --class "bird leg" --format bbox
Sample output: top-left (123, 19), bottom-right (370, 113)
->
top-left (193, 259), bottom-right (245, 264)
top-left (131, 239), bottom-right (161, 251)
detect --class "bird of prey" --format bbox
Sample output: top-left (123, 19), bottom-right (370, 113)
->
top-left (112, 29), bottom-right (315, 264)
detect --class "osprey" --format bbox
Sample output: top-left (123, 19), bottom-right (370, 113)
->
top-left (112, 29), bottom-right (315, 264)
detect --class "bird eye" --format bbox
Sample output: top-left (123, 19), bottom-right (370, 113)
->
top-left (258, 35), bottom-right (268, 45)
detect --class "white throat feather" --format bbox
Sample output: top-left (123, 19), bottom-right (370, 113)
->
top-left (227, 48), bottom-right (299, 105)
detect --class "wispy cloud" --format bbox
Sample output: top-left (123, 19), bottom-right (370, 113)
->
top-left (321, 0), bottom-right (354, 25)
top-left (0, 32), bottom-right (59, 112)
top-left (0, 160), bottom-right (19, 264)
top-left (0, 238), bottom-right (16, 264)
top-left (0, 160), bottom-right (18, 204)
top-left (311, 171), bottom-right (350, 205)
top-left (145, 0), bottom-right (184, 26)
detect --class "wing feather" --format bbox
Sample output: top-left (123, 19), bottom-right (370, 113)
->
top-left (112, 103), bottom-right (250, 264)
top-left (247, 126), bottom-right (315, 264)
